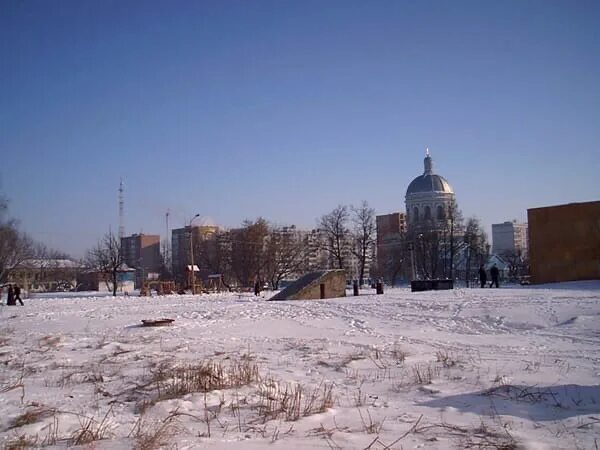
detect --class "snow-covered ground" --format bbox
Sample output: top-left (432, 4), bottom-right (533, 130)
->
top-left (1, 283), bottom-right (599, 449)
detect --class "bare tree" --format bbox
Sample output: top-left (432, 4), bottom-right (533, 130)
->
top-left (0, 197), bottom-right (34, 283)
top-left (378, 234), bottom-right (408, 286)
top-left (231, 218), bottom-right (269, 288)
top-left (351, 201), bottom-right (376, 286)
top-left (263, 226), bottom-right (307, 290)
top-left (85, 231), bottom-right (123, 296)
top-left (501, 249), bottom-right (527, 281)
top-left (409, 227), bottom-right (441, 280)
top-left (440, 199), bottom-right (463, 280)
top-left (463, 217), bottom-right (488, 286)
top-left (196, 230), bottom-right (235, 290)
top-left (317, 205), bottom-right (350, 270)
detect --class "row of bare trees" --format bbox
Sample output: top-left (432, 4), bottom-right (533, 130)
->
top-left (316, 201), bottom-right (376, 285)
top-left (191, 218), bottom-right (307, 290)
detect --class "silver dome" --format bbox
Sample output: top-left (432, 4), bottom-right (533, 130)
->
top-left (406, 152), bottom-right (454, 196)
top-left (406, 173), bottom-right (454, 195)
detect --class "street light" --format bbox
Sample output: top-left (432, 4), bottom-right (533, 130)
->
top-left (189, 214), bottom-right (200, 294)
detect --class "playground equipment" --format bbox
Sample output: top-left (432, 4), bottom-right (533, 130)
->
top-left (139, 281), bottom-right (177, 296)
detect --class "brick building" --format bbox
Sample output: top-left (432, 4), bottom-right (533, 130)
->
top-left (528, 201), bottom-right (600, 284)
top-left (376, 212), bottom-right (407, 285)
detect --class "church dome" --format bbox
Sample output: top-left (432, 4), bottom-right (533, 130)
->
top-left (406, 150), bottom-right (454, 196)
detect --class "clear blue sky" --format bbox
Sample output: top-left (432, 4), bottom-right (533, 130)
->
top-left (1, 0), bottom-right (599, 258)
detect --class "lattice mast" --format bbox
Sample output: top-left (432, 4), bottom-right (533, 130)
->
top-left (118, 179), bottom-right (125, 239)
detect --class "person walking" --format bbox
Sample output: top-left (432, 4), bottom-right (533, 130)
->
top-left (7, 285), bottom-right (15, 305)
top-left (489, 264), bottom-right (500, 288)
top-left (254, 277), bottom-right (261, 297)
top-left (478, 264), bottom-right (487, 288)
top-left (14, 284), bottom-right (24, 305)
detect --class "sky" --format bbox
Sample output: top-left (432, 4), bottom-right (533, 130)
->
top-left (1, 0), bottom-right (599, 258)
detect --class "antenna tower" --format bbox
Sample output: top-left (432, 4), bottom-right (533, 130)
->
top-left (118, 179), bottom-right (125, 239)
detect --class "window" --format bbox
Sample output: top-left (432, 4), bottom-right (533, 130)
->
top-left (437, 205), bottom-right (445, 220)
top-left (424, 206), bottom-right (431, 220)
top-left (413, 207), bottom-right (419, 222)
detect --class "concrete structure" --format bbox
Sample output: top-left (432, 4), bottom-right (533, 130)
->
top-left (376, 212), bottom-right (408, 284)
top-left (528, 201), bottom-right (600, 284)
top-left (269, 270), bottom-right (346, 301)
top-left (121, 233), bottom-right (161, 288)
top-left (405, 149), bottom-right (456, 231)
top-left (492, 221), bottom-right (528, 256)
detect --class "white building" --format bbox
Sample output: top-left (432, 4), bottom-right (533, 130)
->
top-left (492, 221), bottom-right (528, 256)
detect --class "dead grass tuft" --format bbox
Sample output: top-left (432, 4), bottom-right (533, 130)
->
top-left (412, 363), bottom-right (440, 385)
top-left (435, 349), bottom-right (461, 368)
top-left (11, 406), bottom-right (55, 429)
top-left (139, 357), bottom-right (260, 410)
top-left (69, 407), bottom-right (114, 446)
top-left (255, 379), bottom-right (334, 422)
top-left (131, 410), bottom-right (179, 450)
top-left (3, 434), bottom-right (38, 450)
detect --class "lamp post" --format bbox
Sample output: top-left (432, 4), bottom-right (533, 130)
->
top-left (189, 214), bottom-right (200, 294)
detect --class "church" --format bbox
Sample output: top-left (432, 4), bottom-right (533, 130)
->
top-left (376, 149), bottom-right (460, 284)
top-left (405, 149), bottom-right (456, 231)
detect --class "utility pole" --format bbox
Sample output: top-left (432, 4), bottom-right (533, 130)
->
top-left (189, 214), bottom-right (200, 294)
top-left (118, 179), bottom-right (125, 240)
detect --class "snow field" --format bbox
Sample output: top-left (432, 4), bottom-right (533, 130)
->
top-left (1, 283), bottom-right (599, 449)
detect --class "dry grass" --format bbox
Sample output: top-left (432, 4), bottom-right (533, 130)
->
top-left (38, 335), bottom-right (61, 351)
top-left (411, 363), bottom-right (440, 385)
top-left (138, 357), bottom-right (260, 411)
top-left (68, 407), bottom-right (114, 446)
top-left (255, 379), bottom-right (334, 423)
top-left (2, 434), bottom-right (39, 450)
top-left (412, 363), bottom-right (440, 385)
top-left (390, 344), bottom-right (408, 363)
top-left (435, 349), bottom-right (461, 368)
top-left (11, 406), bottom-right (55, 429)
top-left (357, 408), bottom-right (385, 434)
top-left (131, 412), bottom-right (179, 450)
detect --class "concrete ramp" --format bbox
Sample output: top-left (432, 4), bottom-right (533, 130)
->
top-left (269, 270), bottom-right (346, 301)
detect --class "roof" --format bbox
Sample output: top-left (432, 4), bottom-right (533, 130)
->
top-left (18, 259), bottom-right (82, 269)
top-left (406, 174), bottom-right (454, 195)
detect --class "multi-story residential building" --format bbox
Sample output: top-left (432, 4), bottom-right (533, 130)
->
top-left (121, 233), bottom-right (161, 287)
top-left (171, 225), bottom-right (219, 283)
top-left (492, 221), bottom-right (528, 256)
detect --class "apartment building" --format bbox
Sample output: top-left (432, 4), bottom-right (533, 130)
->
top-left (492, 221), bottom-right (528, 256)
top-left (120, 233), bottom-right (161, 287)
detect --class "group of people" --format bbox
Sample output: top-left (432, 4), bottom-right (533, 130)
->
top-left (479, 264), bottom-right (500, 288)
top-left (1, 284), bottom-right (24, 305)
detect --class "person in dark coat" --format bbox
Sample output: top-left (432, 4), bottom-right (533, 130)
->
top-left (14, 284), bottom-right (24, 305)
top-left (7, 285), bottom-right (15, 305)
top-left (489, 264), bottom-right (500, 288)
top-left (254, 278), bottom-right (261, 297)
top-left (478, 265), bottom-right (487, 288)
